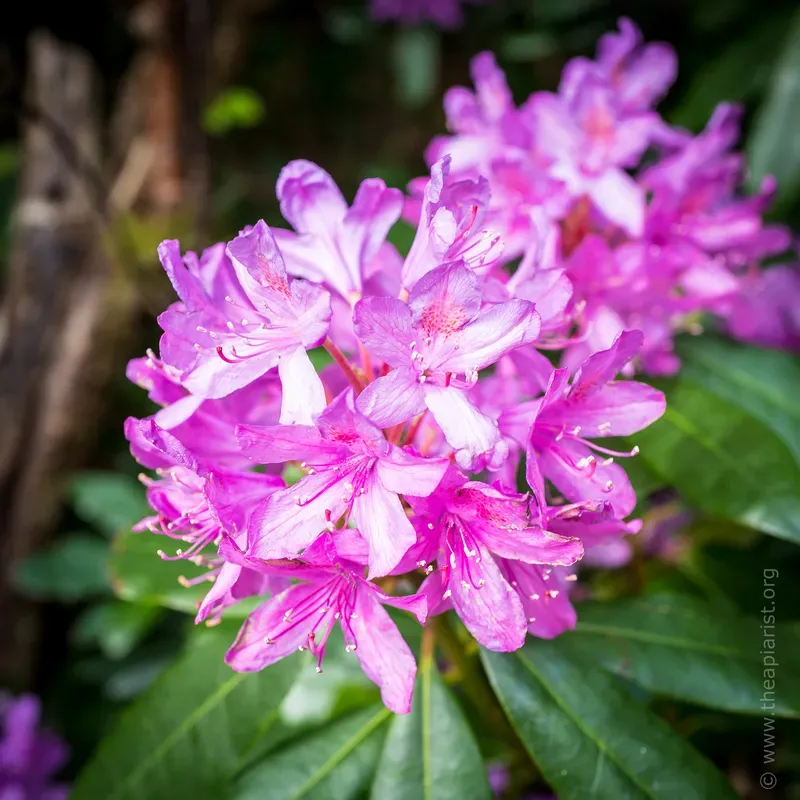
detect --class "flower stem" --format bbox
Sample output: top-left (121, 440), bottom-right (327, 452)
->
top-left (324, 337), bottom-right (364, 393)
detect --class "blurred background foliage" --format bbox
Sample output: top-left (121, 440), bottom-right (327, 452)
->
top-left (1, 0), bottom-right (800, 794)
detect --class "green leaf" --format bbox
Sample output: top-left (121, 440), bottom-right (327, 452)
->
top-left (110, 529), bottom-right (209, 614)
top-left (231, 706), bottom-right (391, 800)
top-left (15, 534), bottom-right (109, 600)
top-left (481, 639), bottom-right (738, 800)
top-left (679, 336), bottom-right (800, 466)
top-left (747, 6), bottom-right (800, 203)
top-left (204, 87), bottom-right (266, 136)
top-left (391, 28), bottom-right (440, 108)
top-left (72, 628), bottom-right (299, 800)
top-left (370, 661), bottom-right (491, 800)
top-left (635, 379), bottom-right (800, 544)
top-left (566, 593), bottom-right (799, 718)
top-left (71, 472), bottom-right (150, 537)
top-left (72, 601), bottom-right (164, 660)
top-left (670, 13), bottom-right (787, 131)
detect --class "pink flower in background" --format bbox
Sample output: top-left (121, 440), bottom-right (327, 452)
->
top-left (0, 693), bottom-right (69, 800)
top-left (414, 18), bottom-right (794, 374)
top-left (370, 0), bottom-right (488, 28)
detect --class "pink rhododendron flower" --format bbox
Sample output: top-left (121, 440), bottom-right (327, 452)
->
top-left (405, 468), bottom-right (583, 651)
top-left (221, 531), bottom-right (426, 714)
top-left (237, 389), bottom-right (448, 578)
top-left (158, 222), bottom-right (331, 423)
top-left (354, 261), bottom-right (540, 468)
top-left (416, 18), bottom-right (794, 374)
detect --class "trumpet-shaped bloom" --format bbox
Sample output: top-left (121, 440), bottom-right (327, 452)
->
top-left (354, 262), bottom-right (540, 468)
top-left (406, 469), bottom-right (583, 651)
top-left (272, 160), bottom-right (404, 302)
top-left (222, 531), bottom-right (426, 714)
top-left (402, 157), bottom-right (503, 289)
top-left (126, 352), bottom-right (282, 468)
top-left (125, 418), bottom-right (285, 622)
top-left (157, 221), bottom-right (331, 424)
top-left (526, 331), bottom-right (665, 517)
top-left (238, 390), bottom-right (448, 577)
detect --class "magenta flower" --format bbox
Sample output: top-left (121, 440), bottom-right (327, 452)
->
top-left (402, 156), bottom-right (503, 289)
top-left (727, 265), bottom-right (800, 352)
top-left (528, 70), bottom-right (656, 236)
top-left (0, 693), bottom-right (69, 800)
top-left (221, 531), bottom-right (426, 714)
top-left (272, 160), bottom-right (404, 303)
top-left (370, 0), bottom-right (488, 28)
top-left (125, 418), bottom-right (286, 622)
top-left (563, 17), bottom-right (677, 112)
top-left (237, 389), bottom-right (448, 577)
top-left (406, 469), bottom-right (583, 651)
top-left (157, 221), bottom-right (331, 424)
top-left (354, 262), bottom-right (540, 468)
top-left (526, 331), bottom-right (665, 517)
top-left (127, 352), bottom-right (282, 468)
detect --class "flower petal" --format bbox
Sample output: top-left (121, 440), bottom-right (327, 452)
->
top-left (350, 589), bottom-right (417, 714)
top-left (408, 263), bottom-right (481, 340)
top-left (276, 160), bottom-right (348, 236)
top-left (247, 470), bottom-right (350, 559)
top-left (376, 446), bottom-right (449, 497)
top-left (438, 299), bottom-right (541, 373)
top-left (569, 329), bottom-right (643, 400)
top-left (563, 380), bottom-right (666, 437)
top-left (540, 438), bottom-right (636, 517)
top-left (236, 423), bottom-right (349, 465)
top-left (352, 471), bottom-right (417, 578)
top-left (450, 546), bottom-right (527, 652)
top-left (225, 583), bottom-right (322, 671)
top-left (277, 346), bottom-right (327, 425)
top-left (353, 296), bottom-right (416, 367)
top-left (356, 367), bottom-right (425, 427)
top-left (424, 385), bottom-right (505, 471)
top-left (588, 169), bottom-right (644, 237)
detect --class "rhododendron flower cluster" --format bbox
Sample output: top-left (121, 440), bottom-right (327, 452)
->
top-left (415, 17), bottom-right (799, 373)
top-left (121, 23), bottom-right (730, 716)
top-left (126, 156), bottom-right (664, 714)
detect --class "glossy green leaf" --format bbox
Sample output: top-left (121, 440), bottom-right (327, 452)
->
top-left (204, 87), bottom-right (266, 136)
top-left (370, 662), bottom-right (491, 800)
top-left (566, 593), bottom-right (799, 718)
top-left (670, 13), bottom-right (787, 131)
top-left (72, 629), bottom-right (299, 800)
top-left (71, 472), bottom-right (150, 537)
top-left (482, 639), bottom-right (738, 800)
top-left (747, 6), bottom-right (800, 202)
top-left (231, 706), bottom-right (391, 800)
top-left (679, 336), bottom-right (800, 465)
top-left (15, 534), bottom-right (109, 600)
top-left (635, 380), bottom-right (800, 543)
top-left (72, 601), bottom-right (164, 660)
top-left (110, 529), bottom-right (208, 613)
